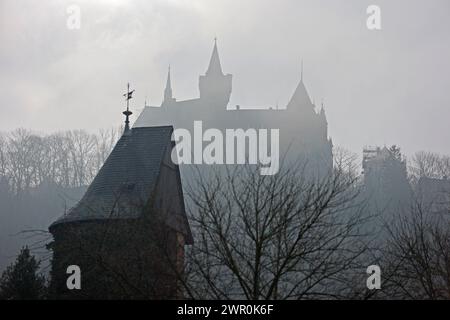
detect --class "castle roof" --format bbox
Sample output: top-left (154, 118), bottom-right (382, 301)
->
top-left (205, 39), bottom-right (223, 76)
top-left (287, 79), bottom-right (313, 110)
top-left (50, 126), bottom-right (193, 243)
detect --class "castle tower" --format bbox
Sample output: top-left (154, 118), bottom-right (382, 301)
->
top-left (199, 39), bottom-right (232, 107)
top-left (48, 100), bottom-right (192, 299)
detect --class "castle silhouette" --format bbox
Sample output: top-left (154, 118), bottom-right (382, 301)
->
top-left (135, 40), bottom-right (333, 175)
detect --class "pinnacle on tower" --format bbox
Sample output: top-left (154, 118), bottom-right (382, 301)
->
top-left (164, 65), bottom-right (173, 102)
top-left (205, 38), bottom-right (224, 76)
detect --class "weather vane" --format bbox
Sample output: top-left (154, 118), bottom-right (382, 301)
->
top-left (123, 82), bottom-right (134, 132)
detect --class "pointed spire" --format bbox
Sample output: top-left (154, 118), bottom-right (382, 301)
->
top-left (205, 38), bottom-right (223, 76)
top-left (164, 65), bottom-right (173, 102)
top-left (286, 62), bottom-right (313, 110)
top-left (301, 58), bottom-right (304, 82)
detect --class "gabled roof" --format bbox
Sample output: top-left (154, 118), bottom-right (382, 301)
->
top-left (50, 126), bottom-right (179, 227)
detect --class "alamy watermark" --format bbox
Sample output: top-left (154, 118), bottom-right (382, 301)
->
top-left (171, 121), bottom-right (280, 176)
top-left (64, 263), bottom-right (382, 291)
top-left (66, 265), bottom-right (81, 290)
top-left (366, 265), bottom-right (381, 290)
top-left (66, 4), bottom-right (81, 30)
top-left (367, 5), bottom-right (382, 30)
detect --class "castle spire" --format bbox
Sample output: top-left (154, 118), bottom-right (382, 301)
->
top-left (301, 58), bottom-right (303, 82)
top-left (164, 65), bottom-right (173, 102)
top-left (319, 98), bottom-right (328, 128)
top-left (205, 38), bottom-right (223, 76)
top-left (286, 62), bottom-right (313, 111)
top-left (122, 82), bottom-right (134, 133)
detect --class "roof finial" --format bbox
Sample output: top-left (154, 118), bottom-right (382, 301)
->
top-left (122, 82), bottom-right (134, 133)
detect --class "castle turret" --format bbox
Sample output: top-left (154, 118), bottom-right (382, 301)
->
top-left (199, 39), bottom-right (232, 106)
top-left (48, 125), bottom-right (193, 299)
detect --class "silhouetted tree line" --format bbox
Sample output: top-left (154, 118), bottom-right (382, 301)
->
top-left (0, 128), bottom-right (121, 278)
top-left (0, 127), bottom-right (122, 195)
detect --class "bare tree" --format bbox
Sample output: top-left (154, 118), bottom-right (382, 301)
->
top-left (0, 128), bottom-right (120, 194)
top-left (6, 129), bottom-right (38, 194)
top-left (333, 146), bottom-right (360, 181)
top-left (181, 161), bottom-right (371, 300)
top-left (410, 151), bottom-right (450, 183)
top-left (94, 127), bottom-right (120, 172)
top-left (65, 130), bottom-right (97, 187)
top-left (0, 133), bottom-right (7, 178)
top-left (381, 200), bottom-right (450, 299)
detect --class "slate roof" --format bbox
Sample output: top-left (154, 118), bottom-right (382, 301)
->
top-left (50, 126), bottom-right (176, 228)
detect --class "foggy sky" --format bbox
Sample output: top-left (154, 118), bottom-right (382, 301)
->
top-left (1, 0), bottom-right (449, 158)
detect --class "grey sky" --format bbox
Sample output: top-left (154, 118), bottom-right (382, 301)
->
top-left (1, 0), bottom-right (449, 158)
